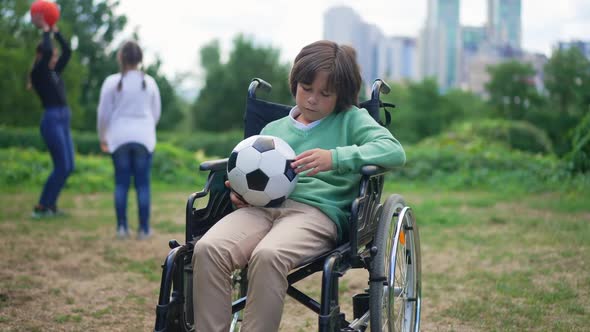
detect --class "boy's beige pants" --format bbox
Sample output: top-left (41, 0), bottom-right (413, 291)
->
top-left (192, 199), bottom-right (338, 332)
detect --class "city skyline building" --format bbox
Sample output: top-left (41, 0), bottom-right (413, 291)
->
top-left (323, 6), bottom-right (380, 88)
top-left (323, 1), bottom-right (531, 95)
top-left (460, 25), bottom-right (489, 91)
top-left (487, 0), bottom-right (522, 50)
top-left (323, 6), bottom-right (362, 48)
top-left (323, 6), bottom-right (417, 89)
top-left (419, 0), bottom-right (461, 90)
top-left (558, 40), bottom-right (590, 60)
top-left (383, 37), bottom-right (419, 83)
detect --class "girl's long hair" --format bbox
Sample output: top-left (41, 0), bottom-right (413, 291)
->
top-left (117, 40), bottom-right (146, 92)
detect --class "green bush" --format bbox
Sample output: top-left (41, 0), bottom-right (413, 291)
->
top-left (453, 119), bottom-right (554, 154)
top-left (3, 129), bottom-right (588, 194)
top-left (158, 130), bottom-right (243, 158)
top-left (0, 143), bottom-right (207, 192)
top-left (388, 131), bottom-right (581, 192)
top-left (0, 147), bottom-right (111, 191)
top-left (0, 126), bottom-right (243, 158)
top-left (566, 111), bottom-right (590, 173)
top-left (151, 143), bottom-right (204, 185)
top-left (0, 126), bottom-right (101, 154)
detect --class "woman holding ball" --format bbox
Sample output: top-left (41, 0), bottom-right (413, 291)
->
top-left (29, 5), bottom-right (75, 219)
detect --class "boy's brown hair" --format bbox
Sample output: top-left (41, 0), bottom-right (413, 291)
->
top-left (289, 40), bottom-right (362, 112)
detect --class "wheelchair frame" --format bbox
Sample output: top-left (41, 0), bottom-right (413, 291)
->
top-left (154, 79), bottom-right (421, 332)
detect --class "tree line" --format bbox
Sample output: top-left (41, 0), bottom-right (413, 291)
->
top-left (0, 0), bottom-right (183, 130)
top-left (375, 47), bottom-right (589, 173)
top-left (1, 0), bottom-right (588, 173)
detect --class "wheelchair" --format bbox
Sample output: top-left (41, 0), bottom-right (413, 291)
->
top-left (154, 78), bottom-right (422, 332)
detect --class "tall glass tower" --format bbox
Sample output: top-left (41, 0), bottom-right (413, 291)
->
top-left (324, 6), bottom-right (385, 90)
top-left (419, 0), bottom-right (461, 90)
top-left (488, 0), bottom-right (521, 50)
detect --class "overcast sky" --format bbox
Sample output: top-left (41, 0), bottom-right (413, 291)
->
top-left (115, 0), bottom-right (590, 90)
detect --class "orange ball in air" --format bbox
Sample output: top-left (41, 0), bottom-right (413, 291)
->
top-left (30, 1), bottom-right (60, 27)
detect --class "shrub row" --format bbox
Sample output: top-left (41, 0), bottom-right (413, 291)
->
top-left (3, 140), bottom-right (588, 194)
top-left (387, 131), bottom-right (587, 192)
top-left (0, 119), bottom-right (558, 159)
top-left (0, 126), bottom-right (243, 158)
top-left (0, 143), bottom-right (207, 192)
top-left (451, 119), bottom-right (555, 154)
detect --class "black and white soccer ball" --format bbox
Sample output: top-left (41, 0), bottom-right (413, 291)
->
top-left (227, 135), bottom-right (298, 207)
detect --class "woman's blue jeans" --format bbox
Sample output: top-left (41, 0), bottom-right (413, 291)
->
top-left (111, 143), bottom-right (153, 233)
top-left (38, 106), bottom-right (75, 208)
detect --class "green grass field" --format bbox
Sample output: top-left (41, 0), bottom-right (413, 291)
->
top-left (0, 185), bottom-right (588, 331)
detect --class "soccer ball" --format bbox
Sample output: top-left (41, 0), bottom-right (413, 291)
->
top-left (227, 135), bottom-right (298, 207)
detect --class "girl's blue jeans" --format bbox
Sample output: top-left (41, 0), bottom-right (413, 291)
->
top-left (38, 106), bottom-right (75, 208)
top-left (111, 143), bottom-right (153, 233)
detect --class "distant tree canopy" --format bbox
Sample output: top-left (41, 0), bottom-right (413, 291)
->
top-left (544, 47), bottom-right (590, 115)
top-left (381, 79), bottom-right (487, 144)
top-left (191, 35), bottom-right (292, 131)
top-left (2, 1), bottom-right (589, 173)
top-left (539, 47), bottom-right (590, 156)
top-left (566, 111), bottom-right (590, 173)
top-left (485, 60), bottom-right (544, 121)
top-left (482, 53), bottom-right (590, 158)
top-left (0, 0), bottom-right (184, 131)
top-left (144, 59), bottom-right (185, 130)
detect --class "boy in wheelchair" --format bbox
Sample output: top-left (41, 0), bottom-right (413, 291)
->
top-left (192, 40), bottom-right (406, 332)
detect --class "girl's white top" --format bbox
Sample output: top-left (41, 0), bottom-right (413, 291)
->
top-left (97, 70), bottom-right (161, 153)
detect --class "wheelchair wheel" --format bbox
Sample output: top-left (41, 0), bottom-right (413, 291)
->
top-left (369, 194), bottom-right (421, 332)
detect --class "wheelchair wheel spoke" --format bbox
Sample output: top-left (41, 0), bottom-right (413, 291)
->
top-left (392, 233), bottom-right (409, 331)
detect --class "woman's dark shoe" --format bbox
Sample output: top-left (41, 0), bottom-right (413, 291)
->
top-left (31, 205), bottom-right (66, 219)
top-left (31, 205), bottom-right (55, 219)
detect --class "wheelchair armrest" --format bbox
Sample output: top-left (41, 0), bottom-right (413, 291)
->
top-left (200, 158), bottom-right (229, 172)
top-left (360, 165), bottom-right (391, 177)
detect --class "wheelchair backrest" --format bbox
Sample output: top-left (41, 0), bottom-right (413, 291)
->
top-left (243, 78), bottom-right (393, 139)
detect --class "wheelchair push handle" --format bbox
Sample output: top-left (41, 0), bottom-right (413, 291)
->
top-left (248, 78), bottom-right (272, 98)
top-left (370, 79), bottom-right (391, 100)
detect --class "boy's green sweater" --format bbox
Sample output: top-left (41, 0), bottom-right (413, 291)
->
top-left (261, 106), bottom-right (405, 242)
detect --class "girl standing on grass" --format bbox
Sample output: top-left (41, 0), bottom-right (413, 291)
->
top-left (97, 41), bottom-right (161, 240)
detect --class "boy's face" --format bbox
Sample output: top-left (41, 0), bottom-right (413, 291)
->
top-left (295, 70), bottom-right (337, 125)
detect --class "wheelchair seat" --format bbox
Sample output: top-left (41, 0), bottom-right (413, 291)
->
top-left (154, 78), bottom-right (422, 332)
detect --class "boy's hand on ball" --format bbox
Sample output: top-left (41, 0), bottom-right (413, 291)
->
top-left (292, 149), bottom-right (332, 176)
top-left (225, 181), bottom-right (250, 209)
